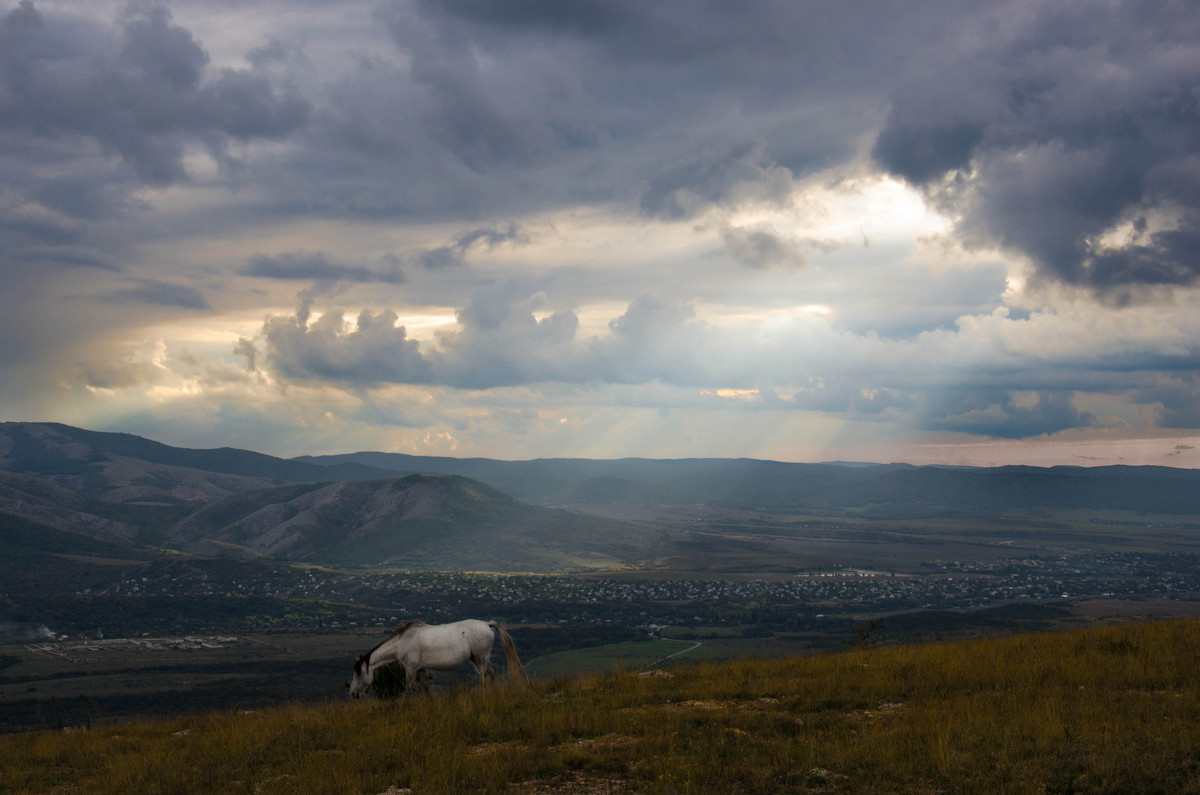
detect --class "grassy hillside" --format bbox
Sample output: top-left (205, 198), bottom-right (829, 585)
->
top-left (4, 619), bottom-right (1198, 793)
top-left (167, 473), bottom-right (649, 570)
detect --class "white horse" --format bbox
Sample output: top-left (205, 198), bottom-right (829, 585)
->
top-left (349, 619), bottom-right (521, 699)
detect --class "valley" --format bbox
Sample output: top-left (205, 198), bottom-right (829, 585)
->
top-left (2, 421), bottom-right (1199, 732)
top-left (4, 535), bottom-right (1199, 732)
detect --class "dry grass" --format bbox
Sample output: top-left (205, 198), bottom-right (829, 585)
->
top-left (3, 618), bottom-right (1199, 793)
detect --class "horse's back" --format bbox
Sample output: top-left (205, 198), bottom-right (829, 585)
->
top-left (407, 619), bottom-right (494, 670)
top-left (426, 618), bottom-right (492, 641)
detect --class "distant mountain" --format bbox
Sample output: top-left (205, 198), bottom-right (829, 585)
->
top-left (296, 451), bottom-right (1200, 515)
top-left (168, 473), bottom-right (648, 570)
top-left (4, 422), bottom-right (1200, 572)
top-left (290, 452), bottom-right (862, 506)
top-left (0, 423), bottom-right (654, 569)
top-left (0, 422), bottom-right (394, 499)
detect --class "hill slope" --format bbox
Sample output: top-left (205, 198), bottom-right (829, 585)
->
top-left (168, 473), bottom-right (648, 569)
top-left (3, 619), bottom-right (1197, 793)
top-left (0, 471), bottom-right (139, 544)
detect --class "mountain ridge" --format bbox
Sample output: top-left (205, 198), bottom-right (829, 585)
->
top-left (0, 422), bottom-right (396, 488)
top-left (295, 448), bottom-right (1200, 514)
top-left (5, 421), bottom-right (1200, 572)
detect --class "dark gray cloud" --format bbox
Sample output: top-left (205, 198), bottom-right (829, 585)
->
top-left (872, 0), bottom-right (1200, 291)
top-left (10, 245), bottom-right (121, 271)
top-left (1135, 375), bottom-right (1200, 428)
top-left (0, 185), bottom-right (85, 254)
top-left (0, 1), bottom-right (308, 200)
top-left (414, 222), bottom-right (528, 270)
top-left (381, 0), bottom-right (602, 174)
top-left (874, 123), bottom-right (984, 187)
top-left (455, 222), bottom-right (529, 251)
top-left (28, 168), bottom-right (138, 222)
top-left (13, 0), bottom-right (1188, 299)
top-left (105, 278), bottom-right (210, 310)
top-left (287, 0), bottom-right (925, 222)
top-left (414, 246), bottom-right (463, 271)
top-left (639, 143), bottom-right (794, 221)
top-left (918, 389), bottom-right (1098, 439)
top-left (243, 252), bottom-right (405, 284)
top-left (1083, 225), bottom-right (1200, 290)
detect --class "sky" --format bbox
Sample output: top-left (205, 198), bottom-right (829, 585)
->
top-left (2, 0), bottom-right (1200, 467)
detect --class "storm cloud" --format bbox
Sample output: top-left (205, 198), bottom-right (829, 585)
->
top-left (2, 0), bottom-right (1200, 465)
top-left (872, 0), bottom-right (1200, 291)
top-left (0, 2), bottom-right (307, 192)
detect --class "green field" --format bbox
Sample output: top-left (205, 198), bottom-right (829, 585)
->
top-left (525, 638), bottom-right (699, 677)
top-left (526, 635), bottom-right (850, 677)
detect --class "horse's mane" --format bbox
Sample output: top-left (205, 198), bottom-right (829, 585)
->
top-left (379, 619), bottom-right (426, 648)
top-left (357, 619), bottom-right (427, 673)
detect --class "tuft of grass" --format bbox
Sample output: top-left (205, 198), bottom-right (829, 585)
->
top-left (3, 619), bottom-right (1199, 793)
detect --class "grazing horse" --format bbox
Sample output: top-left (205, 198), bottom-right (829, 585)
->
top-left (348, 619), bottom-right (521, 699)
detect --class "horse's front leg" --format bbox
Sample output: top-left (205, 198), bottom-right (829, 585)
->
top-left (403, 667), bottom-right (432, 694)
top-left (403, 665), bottom-right (423, 694)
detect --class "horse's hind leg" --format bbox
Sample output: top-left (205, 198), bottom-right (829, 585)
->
top-left (470, 654), bottom-right (491, 685)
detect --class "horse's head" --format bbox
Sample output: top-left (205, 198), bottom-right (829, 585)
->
top-left (348, 652), bottom-right (373, 700)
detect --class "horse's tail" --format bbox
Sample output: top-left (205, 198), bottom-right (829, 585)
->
top-left (489, 621), bottom-right (522, 682)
